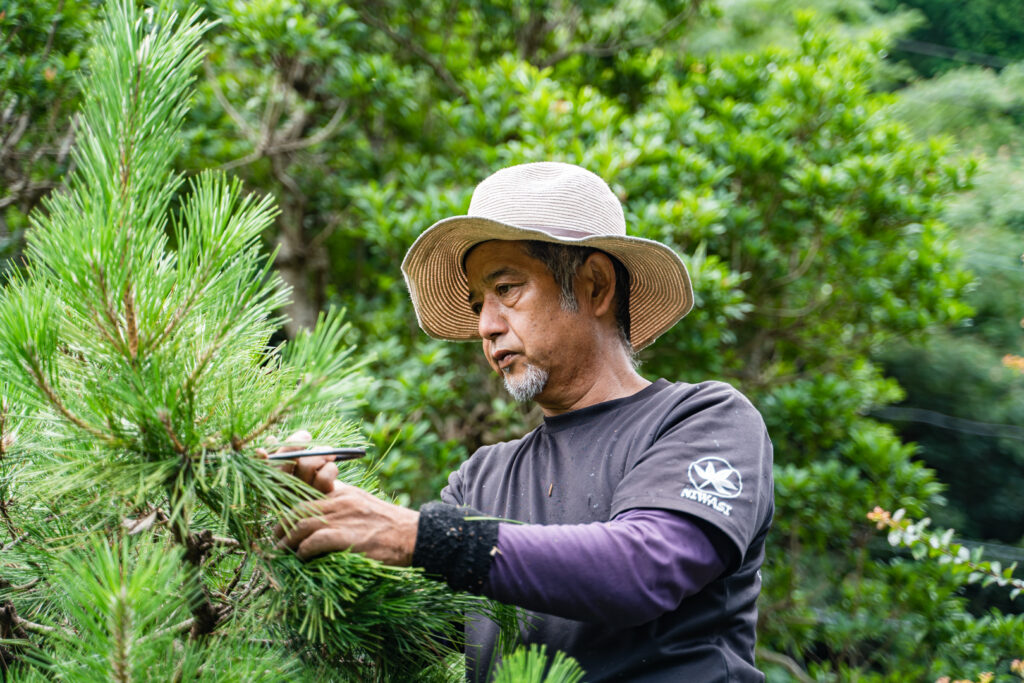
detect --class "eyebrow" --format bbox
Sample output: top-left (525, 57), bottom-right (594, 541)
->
top-left (466, 267), bottom-right (519, 303)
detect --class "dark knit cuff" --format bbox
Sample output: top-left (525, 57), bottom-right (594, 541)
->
top-left (411, 502), bottom-right (500, 594)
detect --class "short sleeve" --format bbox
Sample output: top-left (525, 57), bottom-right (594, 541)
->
top-left (609, 382), bottom-right (773, 561)
top-left (440, 467), bottom-right (464, 506)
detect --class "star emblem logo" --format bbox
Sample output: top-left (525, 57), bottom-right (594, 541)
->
top-left (688, 456), bottom-right (742, 499)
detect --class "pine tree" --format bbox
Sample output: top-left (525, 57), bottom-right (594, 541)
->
top-left (0, 1), bottom-right (552, 680)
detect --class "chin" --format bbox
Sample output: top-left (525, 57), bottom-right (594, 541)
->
top-left (503, 363), bottom-right (549, 403)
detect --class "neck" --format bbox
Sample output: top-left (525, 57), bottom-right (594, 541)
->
top-left (536, 351), bottom-right (650, 416)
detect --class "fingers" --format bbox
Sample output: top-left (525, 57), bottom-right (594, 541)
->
top-left (293, 455), bottom-right (338, 494)
top-left (296, 528), bottom-right (349, 561)
top-left (283, 431), bottom-right (334, 493)
top-left (312, 460), bottom-right (339, 494)
top-left (273, 483), bottom-right (359, 547)
top-left (272, 497), bottom-right (324, 542)
top-left (261, 430), bottom-right (325, 480)
top-left (254, 435), bottom-right (276, 458)
top-left (272, 484), bottom-right (418, 565)
top-left (278, 430), bottom-right (311, 452)
top-left (275, 502), bottom-right (330, 549)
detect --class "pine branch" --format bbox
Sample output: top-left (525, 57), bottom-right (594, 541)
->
top-left (0, 531), bottom-right (29, 552)
top-left (150, 617), bottom-right (194, 640)
top-left (188, 595), bottom-right (227, 639)
top-left (210, 535), bottom-right (240, 548)
top-left (232, 399), bottom-right (295, 451)
top-left (123, 282), bottom-right (139, 361)
top-left (145, 281), bottom-right (195, 353)
top-left (221, 553), bottom-right (249, 597)
top-left (122, 507), bottom-right (165, 535)
top-left (5, 578), bottom-right (40, 592)
top-left (0, 601), bottom-right (30, 641)
top-left (176, 324), bottom-right (233, 409)
top-left (0, 2), bottom-right (464, 677)
top-left (0, 500), bottom-right (18, 544)
top-left (110, 593), bottom-right (131, 683)
top-left (87, 261), bottom-right (132, 357)
top-left (236, 567), bottom-right (267, 598)
top-left (25, 355), bottom-right (116, 444)
top-left (158, 409), bottom-right (187, 455)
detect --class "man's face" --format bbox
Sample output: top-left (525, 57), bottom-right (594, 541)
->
top-left (465, 240), bottom-right (591, 404)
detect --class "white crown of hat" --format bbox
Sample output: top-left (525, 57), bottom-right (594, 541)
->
top-left (467, 162), bottom-right (626, 239)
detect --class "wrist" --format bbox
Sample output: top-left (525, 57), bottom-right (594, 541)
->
top-left (411, 502), bottom-right (500, 593)
top-left (395, 509), bottom-right (420, 566)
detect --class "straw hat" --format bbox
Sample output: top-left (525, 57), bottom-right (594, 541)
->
top-left (401, 162), bottom-right (693, 351)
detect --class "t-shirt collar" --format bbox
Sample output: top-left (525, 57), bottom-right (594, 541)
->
top-left (541, 378), bottom-right (671, 433)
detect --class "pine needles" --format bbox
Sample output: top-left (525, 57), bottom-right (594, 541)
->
top-left (0, 1), bottom-right (515, 679)
top-left (491, 645), bottom-right (585, 683)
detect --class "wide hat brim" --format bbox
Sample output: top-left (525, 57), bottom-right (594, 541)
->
top-left (401, 216), bottom-right (693, 351)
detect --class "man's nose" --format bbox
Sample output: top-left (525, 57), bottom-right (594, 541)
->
top-left (477, 300), bottom-right (506, 340)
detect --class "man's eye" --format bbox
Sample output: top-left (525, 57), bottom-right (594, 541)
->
top-left (470, 302), bottom-right (482, 316)
top-left (496, 284), bottom-right (513, 295)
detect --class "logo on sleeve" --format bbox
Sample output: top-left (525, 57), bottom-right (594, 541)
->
top-left (682, 456), bottom-right (742, 516)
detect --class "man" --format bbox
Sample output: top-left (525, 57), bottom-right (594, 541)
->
top-left (277, 162), bottom-right (774, 681)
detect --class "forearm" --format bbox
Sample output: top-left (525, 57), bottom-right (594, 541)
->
top-left (484, 509), bottom-right (728, 625)
top-left (411, 505), bottom-right (730, 626)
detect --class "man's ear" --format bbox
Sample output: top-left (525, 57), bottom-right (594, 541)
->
top-left (579, 252), bottom-right (617, 318)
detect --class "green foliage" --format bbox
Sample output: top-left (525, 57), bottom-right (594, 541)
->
top-left (17, 537), bottom-right (301, 682)
top-left (0, 0), bottom-right (97, 271)
top-left (491, 644), bottom-right (585, 683)
top-left (209, 15), bottom-right (1004, 676)
top-left (687, 0), bottom-right (916, 55)
top-left (879, 67), bottom-right (1024, 544)
top-left (878, 14), bottom-right (1024, 558)
top-left (5, 0), bottom-right (1023, 680)
top-left (265, 550), bottom-right (516, 681)
top-left (865, 509), bottom-right (1024, 682)
top-left (870, 507), bottom-right (1024, 598)
top-left (0, 2), bottom-right (509, 680)
top-left (875, 0), bottom-right (1024, 78)
top-left (632, 25), bottom-right (973, 388)
top-left (878, 337), bottom-right (1024, 541)
top-left (892, 63), bottom-right (1024, 155)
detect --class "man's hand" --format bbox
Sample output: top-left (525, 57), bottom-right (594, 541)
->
top-left (274, 482), bottom-right (419, 565)
top-left (257, 430), bottom-right (338, 495)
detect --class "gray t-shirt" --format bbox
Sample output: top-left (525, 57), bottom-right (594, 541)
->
top-left (442, 379), bottom-right (774, 682)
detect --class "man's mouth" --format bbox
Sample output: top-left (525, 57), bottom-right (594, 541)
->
top-left (492, 350), bottom-right (518, 371)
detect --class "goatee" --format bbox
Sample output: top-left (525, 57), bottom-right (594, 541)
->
top-left (503, 363), bottom-right (549, 402)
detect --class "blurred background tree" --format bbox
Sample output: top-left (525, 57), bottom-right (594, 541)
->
top-left (2, 0), bottom-right (1023, 680)
top-left (875, 6), bottom-right (1024, 554)
top-left (0, 1), bottom-right (96, 274)
top-left (875, 0), bottom-right (1024, 78)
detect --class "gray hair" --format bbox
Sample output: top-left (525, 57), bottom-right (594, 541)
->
top-left (522, 241), bottom-right (633, 353)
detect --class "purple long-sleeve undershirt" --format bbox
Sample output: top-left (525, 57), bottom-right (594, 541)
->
top-left (482, 508), bottom-right (732, 627)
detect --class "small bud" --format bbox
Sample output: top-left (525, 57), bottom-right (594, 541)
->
top-left (867, 506), bottom-right (892, 529)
